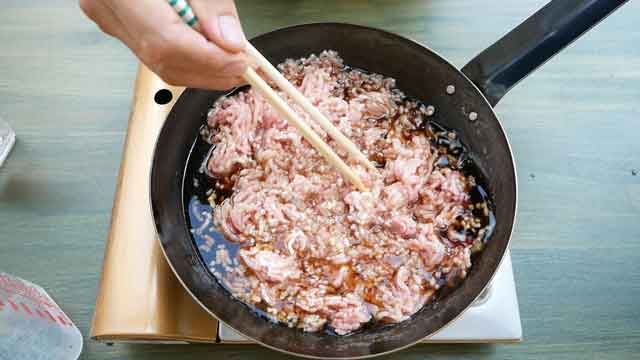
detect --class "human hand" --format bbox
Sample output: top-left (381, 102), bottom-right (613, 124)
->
top-left (79, 0), bottom-right (249, 90)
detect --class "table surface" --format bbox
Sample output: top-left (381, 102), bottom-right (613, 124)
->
top-left (1, 0), bottom-right (640, 359)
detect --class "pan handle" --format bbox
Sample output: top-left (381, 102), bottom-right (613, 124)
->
top-left (461, 0), bottom-right (628, 107)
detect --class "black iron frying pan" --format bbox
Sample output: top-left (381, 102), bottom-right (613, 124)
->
top-left (151, 1), bottom-right (627, 358)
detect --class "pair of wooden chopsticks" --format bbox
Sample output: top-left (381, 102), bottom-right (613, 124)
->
top-left (166, 0), bottom-right (371, 191)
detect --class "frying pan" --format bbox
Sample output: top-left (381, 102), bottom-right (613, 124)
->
top-left (151, 0), bottom-right (627, 358)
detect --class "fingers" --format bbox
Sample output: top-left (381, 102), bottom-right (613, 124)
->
top-left (80, 0), bottom-right (250, 90)
top-left (79, 0), bottom-right (132, 44)
top-left (141, 24), bottom-right (248, 89)
top-left (189, 0), bottom-right (247, 53)
top-left (108, 0), bottom-right (184, 38)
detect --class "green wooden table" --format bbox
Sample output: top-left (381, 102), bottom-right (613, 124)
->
top-left (1, 0), bottom-right (639, 359)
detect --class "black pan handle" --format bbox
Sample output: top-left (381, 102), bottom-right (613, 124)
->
top-left (461, 0), bottom-right (628, 107)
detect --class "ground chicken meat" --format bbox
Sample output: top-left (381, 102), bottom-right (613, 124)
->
top-left (206, 51), bottom-right (489, 335)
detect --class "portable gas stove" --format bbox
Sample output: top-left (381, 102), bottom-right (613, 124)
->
top-left (90, 65), bottom-right (522, 345)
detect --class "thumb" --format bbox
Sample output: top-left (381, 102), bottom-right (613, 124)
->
top-left (190, 0), bottom-right (246, 53)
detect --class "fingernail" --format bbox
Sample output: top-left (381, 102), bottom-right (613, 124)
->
top-left (222, 61), bottom-right (247, 77)
top-left (218, 15), bottom-right (246, 50)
